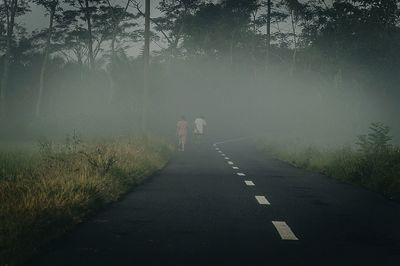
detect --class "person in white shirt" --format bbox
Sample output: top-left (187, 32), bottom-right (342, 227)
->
top-left (194, 116), bottom-right (207, 138)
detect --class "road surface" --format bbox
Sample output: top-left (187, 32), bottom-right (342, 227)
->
top-left (31, 140), bottom-right (400, 266)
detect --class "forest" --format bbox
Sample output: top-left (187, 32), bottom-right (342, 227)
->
top-left (0, 0), bottom-right (399, 140)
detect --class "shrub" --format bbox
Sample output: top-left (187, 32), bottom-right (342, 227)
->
top-left (259, 122), bottom-right (400, 200)
top-left (0, 136), bottom-right (173, 266)
top-left (356, 122), bottom-right (392, 155)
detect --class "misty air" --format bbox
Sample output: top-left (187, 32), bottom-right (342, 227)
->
top-left (1, 0), bottom-right (400, 265)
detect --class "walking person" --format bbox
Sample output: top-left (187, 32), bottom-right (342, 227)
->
top-left (177, 116), bottom-right (188, 151)
top-left (194, 115), bottom-right (207, 144)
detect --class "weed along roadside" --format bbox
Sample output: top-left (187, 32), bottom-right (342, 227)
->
top-left (0, 135), bottom-right (174, 266)
top-left (258, 123), bottom-right (400, 201)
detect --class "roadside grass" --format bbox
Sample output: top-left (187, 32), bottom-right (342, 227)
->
top-left (0, 135), bottom-right (173, 266)
top-left (258, 123), bottom-right (400, 201)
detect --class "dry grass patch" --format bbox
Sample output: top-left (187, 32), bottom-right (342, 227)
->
top-left (0, 136), bottom-right (173, 265)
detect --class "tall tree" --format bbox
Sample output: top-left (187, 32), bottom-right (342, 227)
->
top-left (302, 0), bottom-right (399, 79)
top-left (265, 0), bottom-right (271, 70)
top-left (0, 0), bottom-right (29, 116)
top-left (280, 0), bottom-right (306, 75)
top-left (153, 0), bottom-right (201, 58)
top-left (34, 0), bottom-right (61, 117)
top-left (181, 0), bottom-right (261, 66)
top-left (221, 0), bottom-right (259, 65)
top-left (64, 0), bottom-right (103, 70)
top-left (103, 0), bottom-right (138, 56)
top-left (0, 4), bottom-right (6, 50)
top-left (142, 0), bottom-right (150, 132)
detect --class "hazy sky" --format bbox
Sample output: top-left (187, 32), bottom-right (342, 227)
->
top-left (22, 0), bottom-right (160, 27)
top-left (21, 0), bottom-right (162, 57)
top-left (23, 0), bottom-right (161, 29)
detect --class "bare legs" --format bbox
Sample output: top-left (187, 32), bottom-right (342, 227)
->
top-left (178, 135), bottom-right (186, 151)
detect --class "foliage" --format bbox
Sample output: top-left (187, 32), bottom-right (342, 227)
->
top-left (356, 122), bottom-right (392, 154)
top-left (259, 123), bottom-right (400, 200)
top-left (0, 136), bottom-right (173, 265)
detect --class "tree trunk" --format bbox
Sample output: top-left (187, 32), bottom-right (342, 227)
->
top-left (36, 4), bottom-right (56, 118)
top-left (1, 0), bottom-right (17, 117)
top-left (290, 10), bottom-right (297, 76)
top-left (142, 0), bottom-right (150, 132)
top-left (230, 33), bottom-right (234, 67)
top-left (85, 0), bottom-right (95, 70)
top-left (108, 31), bottom-right (117, 105)
top-left (291, 48), bottom-right (297, 75)
top-left (111, 33), bottom-right (116, 56)
top-left (251, 10), bottom-right (258, 78)
top-left (265, 0), bottom-right (271, 72)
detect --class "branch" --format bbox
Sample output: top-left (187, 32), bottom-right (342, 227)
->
top-left (57, 50), bottom-right (74, 63)
top-left (131, 0), bottom-right (173, 45)
top-left (124, 0), bottom-right (132, 12)
top-left (77, 0), bottom-right (84, 10)
top-left (93, 34), bottom-right (105, 59)
top-left (106, 0), bottom-right (134, 38)
top-left (3, 0), bottom-right (10, 27)
top-left (3, 0), bottom-right (8, 10)
top-left (318, 0), bottom-right (329, 9)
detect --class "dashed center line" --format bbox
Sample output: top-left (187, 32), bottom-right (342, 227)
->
top-left (272, 221), bottom-right (299, 241)
top-left (244, 180), bottom-right (255, 186)
top-left (213, 140), bottom-right (299, 241)
top-left (255, 195), bottom-right (270, 205)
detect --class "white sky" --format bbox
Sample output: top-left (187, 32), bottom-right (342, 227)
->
top-left (21, 0), bottom-right (162, 57)
top-left (23, 0), bottom-right (161, 29)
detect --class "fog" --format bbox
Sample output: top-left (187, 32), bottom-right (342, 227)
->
top-left (1, 0), bottom-right (399, 148)
top-left (2, 58), bottom-right (396, 148)
top-left (152, 62), bottom-right (397, 146)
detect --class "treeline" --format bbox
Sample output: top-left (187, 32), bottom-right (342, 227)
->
top-left (0, 0), bottom-right (144, 138)
top-left (0, 0), bottom-right (399, 138)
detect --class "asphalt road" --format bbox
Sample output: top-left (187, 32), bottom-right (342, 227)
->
top-left (31, 139), bottom-right (400, 266)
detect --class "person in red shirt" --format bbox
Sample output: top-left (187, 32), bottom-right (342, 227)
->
top-left (176, 116), bottom-right (188, 151)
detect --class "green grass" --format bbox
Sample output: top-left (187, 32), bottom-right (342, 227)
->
top-left (258, 140), bottom-right (400, 200)
top-left (0, 136), bottom-right (173, 266)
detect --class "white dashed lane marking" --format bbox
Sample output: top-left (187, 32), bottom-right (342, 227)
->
top-left (272, 221), bottom-right (299, 241)
top-left (213, 140), bottom-right (299, 240)
top-left (255, 196), bottom-right (270, 205)
top-left (244, 181), bottom-right (255, 186)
